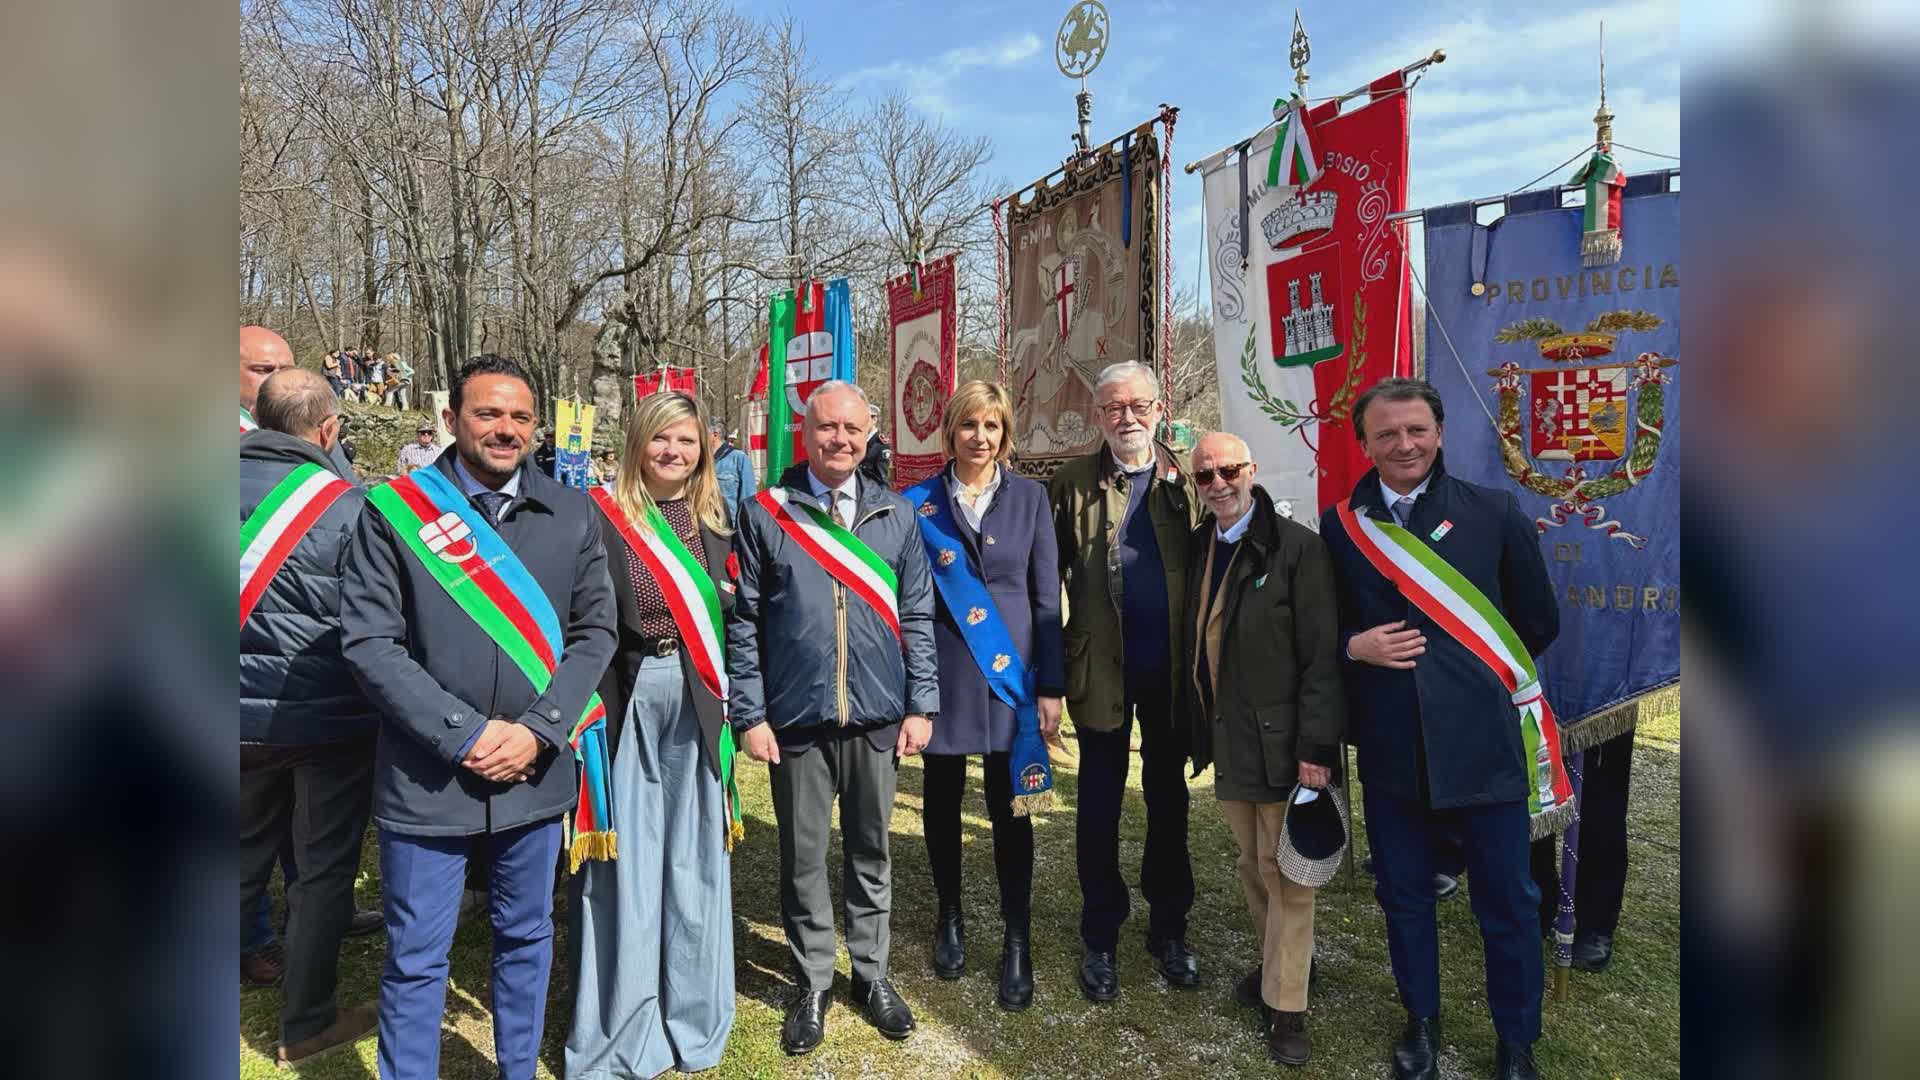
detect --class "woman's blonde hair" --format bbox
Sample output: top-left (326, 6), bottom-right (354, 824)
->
top-left (940, 380), bottom-right (1017, 463)
top-left (614, 392), bottom-right (730, 536)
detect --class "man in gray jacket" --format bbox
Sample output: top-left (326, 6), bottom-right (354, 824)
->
top-left (728, 381), bottom-right (938, 1055)
top-left (241, 368), bottom-right (381, 1067)
top-left (341, 354), bottom-right (617, 1080)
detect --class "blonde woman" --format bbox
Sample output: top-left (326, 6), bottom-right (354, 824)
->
top-left (568, 392), bottom-right (739, 1077)
top-left (901, 380), bottom-right (1064, 1011)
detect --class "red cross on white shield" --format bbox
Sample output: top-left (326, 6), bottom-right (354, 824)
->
top-left (418, 511), bottom-right (477, 563)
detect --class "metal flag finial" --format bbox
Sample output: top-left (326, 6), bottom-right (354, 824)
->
top-left (1593, 20), bottom-right (1614, 149)
top-left (1290, 9), bottom-right (1312, 95)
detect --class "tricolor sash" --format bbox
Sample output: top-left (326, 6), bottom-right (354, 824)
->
top-left (588, 485), bottom-right (744, 849)
top-left (904, 475), bottom-right (1055, 815)
top-left (365, 465), bottom-right (616, 870)
top-left (753, 487), bottom-right (900, 639)
top-left (1334, 500), bottom-right (1574, 838)
top-left (241, 407), bottom-right (258, 433)
top-left (240, 463), bottom-right (353, 627)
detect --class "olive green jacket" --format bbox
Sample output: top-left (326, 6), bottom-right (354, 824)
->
top-left (1047, 442), bottom-right (1198, 734)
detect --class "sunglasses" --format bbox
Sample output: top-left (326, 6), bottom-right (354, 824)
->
top-left (1193, 462), bottom-right (1251, 485)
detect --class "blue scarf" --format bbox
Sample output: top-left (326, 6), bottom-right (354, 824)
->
top-left (904, 473), bottom-right (1055, 814)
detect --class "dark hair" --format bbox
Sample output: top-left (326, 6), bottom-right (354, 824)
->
top-left (451, 353), bottom-right (534, 413)
top-left (1351, 377), bottom-right (1444, 440)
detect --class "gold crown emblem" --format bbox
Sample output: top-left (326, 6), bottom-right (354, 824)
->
top-left (967, 607), bottom-right (988, 626)
top-left (938, 549), bottom-right (957, 566)
top-left (992, 653), bottom-right (1011, 672)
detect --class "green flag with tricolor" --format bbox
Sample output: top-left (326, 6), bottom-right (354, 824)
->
top-left (765, 289), bottom-right (796, 482)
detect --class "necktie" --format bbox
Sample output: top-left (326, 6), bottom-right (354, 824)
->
top-left (476, 491), bottom-right (511, 526)
top-left (1392, 494), bottom-right (1415, 526)
top-left (829, 493), bottom-right (848, 529)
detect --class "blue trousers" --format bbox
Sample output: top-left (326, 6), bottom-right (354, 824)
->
top-left (377, 820), bottom-right (562, 1080)
top-left (1363, 788), bottom-right (1542, 1043)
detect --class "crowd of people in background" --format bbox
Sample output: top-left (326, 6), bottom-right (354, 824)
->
top-left (240, 322), bottom-right (1636, 1080)
top-left (324, 344), bottom-right (415, 408)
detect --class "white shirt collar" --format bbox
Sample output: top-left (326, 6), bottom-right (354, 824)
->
top-left (807, 469), bottom-right (859, 511)
top-left (1216, 504), bottom-right (1257, 543)
top-left (1379, 471), bottom-right (1432, 510)
top-left (452, 453), bottom-right (522, 499)
top-left (950, 462), bottom-right (1002, 497)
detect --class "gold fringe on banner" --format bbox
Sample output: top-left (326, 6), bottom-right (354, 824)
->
top-left (567, 830), bottom-right (618, 873)
top-left (1011, 790), bottom-right (1057, 818)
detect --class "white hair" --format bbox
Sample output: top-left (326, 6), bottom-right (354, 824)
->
top-left (804, 379), bottom-right (870, 419)
top-left (1093, 361), bottom-right (1160, 399)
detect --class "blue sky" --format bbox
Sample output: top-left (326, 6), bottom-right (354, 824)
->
top-left (744, 0), bottom-right (1681, 297)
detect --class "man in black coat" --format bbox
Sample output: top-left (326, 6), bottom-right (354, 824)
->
top-left (727, 381), bottom-right (937, 1054)
top-left (340, 354), bottom-right (616, 1080)
top-left (1319, 379), bottom-right (1558, 1080)
top-left (240, 368), bottom-right (381, 1066)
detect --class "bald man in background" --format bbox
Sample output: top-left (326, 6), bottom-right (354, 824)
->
top-left (240, 325), bottom-right (295, 431)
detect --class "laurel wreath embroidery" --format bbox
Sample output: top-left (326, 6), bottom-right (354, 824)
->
top-left (1239, 291), bottom-right (1370, 431)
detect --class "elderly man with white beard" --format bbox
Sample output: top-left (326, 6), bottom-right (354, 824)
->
top-left (1047, 361), bottom-right (1200, 1003)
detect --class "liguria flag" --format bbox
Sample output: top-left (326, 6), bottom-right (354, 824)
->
top-left (765, 278), bottom-right (857, 480)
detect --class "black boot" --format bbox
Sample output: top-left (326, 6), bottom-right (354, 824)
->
top-left (1494, 1040), bottom-right (1539, 1080)
top-left (932, 900), bottom-right (966, 979)
top-left (997, 925), bottom-right (1034, 1011)
top-left (1571, 930), bottom-right (1614, 973)
top-left (1391, 1014), bottom-right (1441, 1080)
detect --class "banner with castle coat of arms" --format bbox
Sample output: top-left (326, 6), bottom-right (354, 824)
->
top-left (1006, 129), bottom-right (1158, 478)
top-left (1201, 71), bottom-right (1414, 529)
top-left (886, 254), bottom-right (958, 491)
top-left (1423, 181), bottom-right (1680, 737)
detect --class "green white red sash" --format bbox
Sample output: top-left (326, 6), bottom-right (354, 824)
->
top-left (1334, 500), bottom-right (1574, 833)
top-left (588, 485), bottom-right (744, 848)
top-left (366, 465), bottom-right (616, 870)
top-left (754, 487), bottom-right (900, 640)
top-left (241, 406), bottom-right (258, 433)
top-left (240, 463), bottom-right (353, 627)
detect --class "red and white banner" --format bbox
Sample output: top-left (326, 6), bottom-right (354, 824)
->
top-left (635, 366), bottom-right (697, 399)
top-left (1200, 70), bottom-right (1415, 528)
top-left (885, 254), bottom-right (958, 491)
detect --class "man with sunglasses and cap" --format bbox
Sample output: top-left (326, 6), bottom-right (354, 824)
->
top-left (1181, 432), bottom-right (1345, 1067)
top-left (397, 421), bottom-right (441, 475)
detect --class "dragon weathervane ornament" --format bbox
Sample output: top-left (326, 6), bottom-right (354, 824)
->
top-left (1056, 2), bottom-right (1110, 155)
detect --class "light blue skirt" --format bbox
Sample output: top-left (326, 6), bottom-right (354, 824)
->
top-left (566, 654), bottom-right (735, 1077)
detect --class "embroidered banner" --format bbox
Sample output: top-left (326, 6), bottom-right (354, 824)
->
top-left (1200, 71), bottom-right (1414, 529)
top-left (553, 398), bottom-right (597, 490)
top-left (1422, 177), bottom-right (1680, 739)
top-left (1005, 129), bottom-right (1158, 479)
top-left (886, 254), bottom-right (959, 491)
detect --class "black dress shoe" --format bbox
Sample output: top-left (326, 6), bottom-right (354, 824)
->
top-left (780, 988), bottom-right (832, 1055)
top-left (345, 910), bottom-right (384, 938)
top-left (997, 926), bottom-right (1034, 1011)
top-left (1232, 965), bottom-right (1266, 1014)
top-left (1433, 873), bottom-right (1460, 901)
top-left (932, 900), bottom-right (966, 979)
top-left (1494, 1040), bottom-right (1539, 1080)
top-left (1146, 935), bottom-right (1200, 988)
top-left (1078, 949), bottom-right (1119, 1002)
top-left (1571, 930), bottom-right (1614, 973)
top-left (1391, 1014), bottom-right (1441, 1080)
top-left (852, 977), bottom-right (916, 1039)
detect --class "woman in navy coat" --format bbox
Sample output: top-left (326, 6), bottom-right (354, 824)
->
top-left (915, 380), bottom-right (1065, 1011)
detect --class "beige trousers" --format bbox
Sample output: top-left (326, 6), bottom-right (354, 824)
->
top-left (1219, 799), bottom-right (1318, 1012)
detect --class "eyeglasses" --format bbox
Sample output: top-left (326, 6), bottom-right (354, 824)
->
top-left (1193, 462), bottom-right (1251, 485)
top-left (1098, 399), bottom-right (1159, 420)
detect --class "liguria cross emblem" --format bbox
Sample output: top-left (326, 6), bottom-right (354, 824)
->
top-left (419, 511), bottom-right (477, 564)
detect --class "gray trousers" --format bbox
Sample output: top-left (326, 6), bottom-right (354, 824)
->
top-left (768, 731), bottom-right (898, 989)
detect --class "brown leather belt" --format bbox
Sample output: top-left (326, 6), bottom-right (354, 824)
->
top-left (639, 636), bottom-right (680, 657)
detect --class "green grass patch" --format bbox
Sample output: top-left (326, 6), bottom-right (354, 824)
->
top-left (243, 719), bottom-right (1680, 1078)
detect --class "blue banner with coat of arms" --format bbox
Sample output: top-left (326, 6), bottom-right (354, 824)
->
top-left (1422, 175), bottom-right (1679, 744)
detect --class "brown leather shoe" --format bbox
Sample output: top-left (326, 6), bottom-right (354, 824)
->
top-left (1267, 1009), bottom-right (1311, 1066)
top-left (276, 1002), bottom-right (377, 1068)
top-left (241, 944), bottom-right (285, 986)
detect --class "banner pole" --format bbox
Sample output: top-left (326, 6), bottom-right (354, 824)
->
top-left (1181, 49), bottom-right (1445, 175)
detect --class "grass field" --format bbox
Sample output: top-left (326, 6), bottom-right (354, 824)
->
top-left (241, 699), bottom-right (1679, 1079)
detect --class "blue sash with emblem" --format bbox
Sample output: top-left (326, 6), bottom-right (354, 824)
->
top-left (905, 474), bottom-right (1055, 814)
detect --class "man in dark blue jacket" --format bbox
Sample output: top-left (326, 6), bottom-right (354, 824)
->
top-left (727, 381), bottom-right (938, 1055)
top-left (341, 355), bottom-right (617, 1080)
top-left (241, 367), bottom-right (382, 1067)
top-left (1320, 379), bottom-right (1558, 1080)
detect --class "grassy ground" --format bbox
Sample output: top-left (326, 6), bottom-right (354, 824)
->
top-left (242, 705), bottom-right (1679, 1079)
